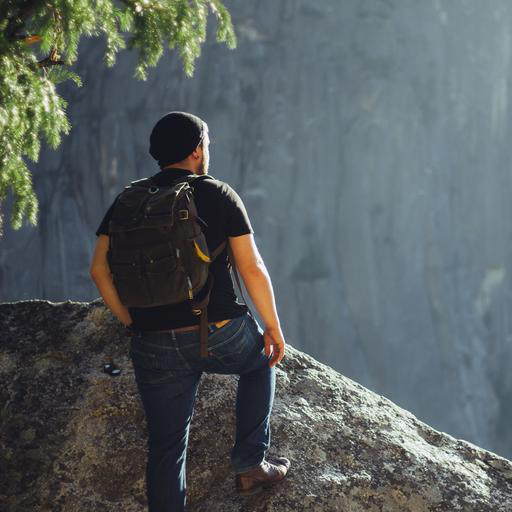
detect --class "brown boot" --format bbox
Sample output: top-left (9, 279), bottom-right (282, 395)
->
top-left (235, 457), bottom-right (291, 496)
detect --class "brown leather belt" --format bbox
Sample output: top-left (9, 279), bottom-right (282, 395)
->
top-left (166, 318), bottom-right (232, 333)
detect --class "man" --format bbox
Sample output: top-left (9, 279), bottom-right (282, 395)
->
top-left (90, 111), bottom-right (290, 511)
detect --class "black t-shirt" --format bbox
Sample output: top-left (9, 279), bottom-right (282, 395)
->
top-left (95, 168), bottom-right (254, 330)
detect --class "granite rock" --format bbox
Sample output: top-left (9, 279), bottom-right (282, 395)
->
top-left (1, 299), bottom-right (512, 511)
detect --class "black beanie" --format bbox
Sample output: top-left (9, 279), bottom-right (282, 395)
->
top-left (149, 111), bottom-right (205, 168)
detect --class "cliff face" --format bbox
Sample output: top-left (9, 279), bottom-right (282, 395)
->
top-left (2, 300), bottom-right (512, 511)
top-left (4, 0), bottom-right (512, 461)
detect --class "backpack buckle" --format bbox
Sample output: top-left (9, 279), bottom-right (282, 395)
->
top-left (179, 210), bottom-right (189, 220)
top-left (191, 308), bottom-right (202, 315)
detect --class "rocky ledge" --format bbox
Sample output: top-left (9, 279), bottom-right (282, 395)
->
top-left (1, 299), bottom-right (512, 511)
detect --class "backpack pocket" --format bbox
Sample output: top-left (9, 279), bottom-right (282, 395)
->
top-left (144, 254), bottom-right (185, 305)
top-left (110, 253), bottom-right (179, 307)
top-left (109, 260), bottom-right (152, 306)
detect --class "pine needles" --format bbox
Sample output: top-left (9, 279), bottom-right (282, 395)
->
top-left (0, 1), bottom-right (237, 235)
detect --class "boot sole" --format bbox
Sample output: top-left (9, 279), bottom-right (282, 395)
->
top-left (236, 474), bottom-right (288, 496)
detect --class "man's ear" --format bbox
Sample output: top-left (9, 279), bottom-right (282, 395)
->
top-left (191, 144), bottom-right (203, 160)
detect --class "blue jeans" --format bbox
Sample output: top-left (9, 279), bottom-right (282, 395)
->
top-left (129, 311), bottom-right (276, 512)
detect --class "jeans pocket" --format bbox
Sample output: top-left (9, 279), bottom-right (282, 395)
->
top-left (129, 340), bottom-right (179, 386)
top-left (207, 316), bottom-right (252, 367)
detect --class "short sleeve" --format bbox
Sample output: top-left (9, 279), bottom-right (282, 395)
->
top-left (223, 184), bottom-right (254, 237)
top-left (95, 196), bottom-right (119, 237)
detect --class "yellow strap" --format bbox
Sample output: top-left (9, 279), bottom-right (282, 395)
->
top-left (194, 240), bottom-right (211, 262)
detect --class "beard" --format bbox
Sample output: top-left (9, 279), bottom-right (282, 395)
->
top-left (199, 154), bottom-right (209, 175)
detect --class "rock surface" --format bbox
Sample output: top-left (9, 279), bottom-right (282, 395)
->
top-left (2, 300), bottom-right (512, 511)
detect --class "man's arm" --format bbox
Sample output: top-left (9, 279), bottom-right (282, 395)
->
top-left (89, 234), bottom-right (133, 327)
top-left (228, 233), bottom-right (285, 367)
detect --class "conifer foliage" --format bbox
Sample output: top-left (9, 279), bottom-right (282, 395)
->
top-left (0, 1), bottom-right (236, 235)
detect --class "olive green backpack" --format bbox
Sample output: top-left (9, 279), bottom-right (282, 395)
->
top-left (107, 174), bottom-right (237, 358)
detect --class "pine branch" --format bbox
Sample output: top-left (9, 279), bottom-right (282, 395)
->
top-left (0, 1), bottom-right (237, 235)
top-left (37, 50), bottom-right (65, 68)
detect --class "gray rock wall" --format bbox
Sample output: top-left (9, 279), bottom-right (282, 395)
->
top-left (3, 0), bottom-right (512, 459)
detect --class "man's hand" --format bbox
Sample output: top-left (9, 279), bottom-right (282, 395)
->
top-left (264, 325), bottom-right (286, 368)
